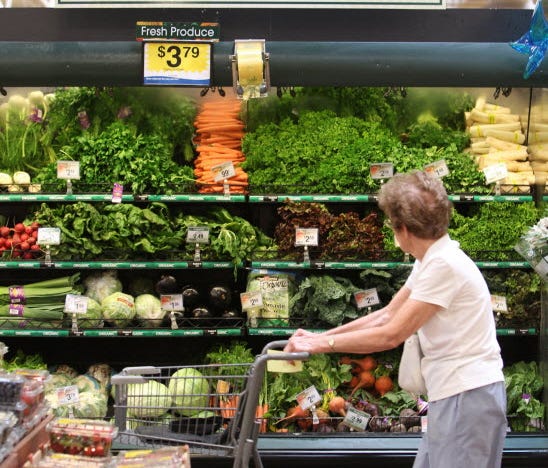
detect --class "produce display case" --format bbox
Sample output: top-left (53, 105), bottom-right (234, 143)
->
top-left (0, 1), bottom-right (547, 466)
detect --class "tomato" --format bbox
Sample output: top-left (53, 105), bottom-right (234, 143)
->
top-left (68, 445), bottom-right (80, 455)
top-left (94, 444), bottom-right (105, 457)
top-left (50, 442), bottom-right (64, 453)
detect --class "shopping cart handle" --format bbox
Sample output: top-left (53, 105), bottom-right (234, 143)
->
top-left (261, 340), bottom-right (290, 353)
top-left (118, 366), bottom-right (161, 375)
top-left (260, 340), bottom-right (310, 362)
top-left (110, 366), bottom-right (162, 385)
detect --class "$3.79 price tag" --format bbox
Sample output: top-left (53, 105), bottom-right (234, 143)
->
top-left (143, 42), bottom-right (211, 86)
top-left (57, 385), bottom-right (80, 406)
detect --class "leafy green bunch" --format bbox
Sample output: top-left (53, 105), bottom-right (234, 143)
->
top-left (243, 110), bottom-right (488, 195)
top-left (504, 361), bottom-right (545, 432)
top-left (274, 201), bottom-right (385, 261)
top-left (36, 121), bottom-right (195, 194)
top-left (27, 201), bottom-right (181, 260)
top-left (43, 87), bottom-right (196, 160)
top-left (174, 207), bottom-right (275, 266)
top-left (449, 202), bottom-right (541, 260)
top-left (289, 274), bottom-right (362, 328)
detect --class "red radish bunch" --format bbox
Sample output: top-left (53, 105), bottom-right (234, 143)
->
top-left (0, 221), bottom-right (41, 259)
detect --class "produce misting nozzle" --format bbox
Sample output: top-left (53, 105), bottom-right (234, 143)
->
top-left (303, 245), bottom-right (310, 264)
top-left (194, 243), bottom-right (202, 263)
top-left (44, 245), bottom-right (52, 266)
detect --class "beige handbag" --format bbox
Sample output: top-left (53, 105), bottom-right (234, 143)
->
top-left (398, 334), bottom-right (427, 395)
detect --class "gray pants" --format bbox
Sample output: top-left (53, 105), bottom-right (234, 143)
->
top-left (413, 381), bottom-right (507, 468)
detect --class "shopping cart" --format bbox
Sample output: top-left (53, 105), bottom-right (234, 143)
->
top-left (111, 340), bottom-right (308, 468)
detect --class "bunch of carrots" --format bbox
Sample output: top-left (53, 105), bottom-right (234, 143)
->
top-left (217, 384), bottom-right (269, 433)
top-left (193, 99), bottom-right (249, 194)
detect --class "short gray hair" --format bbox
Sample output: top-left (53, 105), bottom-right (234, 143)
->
top-left (377, 170), bottom-right (452, 239)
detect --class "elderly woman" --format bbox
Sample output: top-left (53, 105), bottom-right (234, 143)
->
top-left (284, 170), bottom-right (507, 468)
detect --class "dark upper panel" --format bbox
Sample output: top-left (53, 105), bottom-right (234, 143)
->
top-left (0, 8), bottom-right (533, 42)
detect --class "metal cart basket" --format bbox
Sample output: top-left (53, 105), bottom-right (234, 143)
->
top-left (111, 340), bottom-right (308, 468)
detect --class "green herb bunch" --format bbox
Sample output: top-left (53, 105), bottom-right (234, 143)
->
top-left (0, 91), bottom-right (54, 175)
top-left (449, 202), bottom-right (541, 260)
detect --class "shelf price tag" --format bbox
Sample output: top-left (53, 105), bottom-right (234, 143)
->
top-left (295, 227), bottom-right (319, 247)
top-left (37, 227), bottom-right (61, 246)
top-left (112, 183), bottom-right (123, 204)
top-left (296, 385), bottom-right (321, 410)
top-left (211, 161), bottom-right (236, 182)
top-left (186, 226), bottom-right (210, 244)
top-left (161, 294), bottom-right (184, 311)
top-left (354, 288), bottom-right (380, 309)
top-left (64, 294), bottom-right (88, 314)
top-left (370, 163), bottom-right (394, 180)
top-left (342, 406), bottom-right (371, 431)
top-left (491, 294), bottom-right (508, 313)
top-left (240, 291), bottom-right (263, 310)
top-left (482, 163), bottom-right (508, 185)
top-left (424, 160), bottom-right (450, 178)
top-left (56, 385), bottom-right (80, 406)
top-left (57, 161), bottom-right (81, 180)
top-left (9, 304), bottom-right (24, 317)
top-left (143, 42), bottom-right (211, 86)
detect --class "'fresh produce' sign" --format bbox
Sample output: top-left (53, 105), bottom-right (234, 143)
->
top-left (136, 22), bottom-right (220, 42)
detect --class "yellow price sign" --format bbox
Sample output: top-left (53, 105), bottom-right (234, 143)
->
top-left (143, 42), bottom-right (211, 86)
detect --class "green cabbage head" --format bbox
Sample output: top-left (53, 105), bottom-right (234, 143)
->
top-left (168, 368), bottom-right (210, 416)
top-left (135, 294), bottom-right (166, 328)
top-left (101, 292), bottom-right (135, 327)
top-left (127, 379), bottom-right (172, 418)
